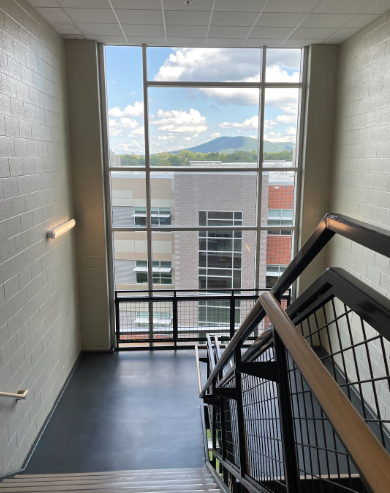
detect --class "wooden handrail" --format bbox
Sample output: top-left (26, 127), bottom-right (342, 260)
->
top-left (260, 291), bottom-right (390, 493)
top-left (0, 390), bottom-right (28, 400)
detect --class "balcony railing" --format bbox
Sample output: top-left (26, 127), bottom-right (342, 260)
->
top-left (115, 289), bottom-right (291, 348)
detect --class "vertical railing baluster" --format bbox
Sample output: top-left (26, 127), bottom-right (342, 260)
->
top-left (230, 290), bottom-right (235, 338)
top-left (234, 348), bottom-right (248, 481)
top-left (115, 291), bottom-right (120, 347)
top-left (274, 332), bottom-right (301, 493)
top-left (173, 291), bottom-right (178, 347)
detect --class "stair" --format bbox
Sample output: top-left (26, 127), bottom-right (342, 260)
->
top-left (0, 468), bottom-right (221, 493)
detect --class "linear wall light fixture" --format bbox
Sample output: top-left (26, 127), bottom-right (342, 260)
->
top-left (47, 219), bottom-right (76, 239)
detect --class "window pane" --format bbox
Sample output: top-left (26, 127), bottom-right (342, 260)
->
top-left (150, 171), bottom-right (257, 227)
top-left (265, 49), bottom-right (301, 82)
top-left (258, 230), bottom-right (293, 289)
top-left (147, 47), bottom-right (261, 82)
top-left (261, 171), bottom-right (296, 226)
top-left (113, 231), bottom-right (147, 291)
top-left (148, 87), bottom-right (259, 161)
top-left (105, 46), bottom-right (145, 167)
top-left (262, 87), bottom-right (300, 168)
top-left (111, 172), bottom-right (146, 228)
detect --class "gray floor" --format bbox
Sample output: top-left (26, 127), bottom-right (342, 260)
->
top-left (23, 350), bottom-right (206, 474)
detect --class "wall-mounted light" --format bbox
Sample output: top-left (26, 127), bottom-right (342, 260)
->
top-left (47, 219), bottom-right (76, 239)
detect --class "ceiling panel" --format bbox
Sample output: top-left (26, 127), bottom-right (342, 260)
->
top-left (326, 27), bottom-right (361, 39)
top-left (264, 0), bottom-right (323, 14)
top-left (167, 25), bottom-right (208, 37)
top-left (214, 0), bottom-right (268, 12)
top-left (207, 26), bottom-right (252, 38)
top-left (362, 0), bottom-right (390, 15)
top-left (257, 13), bottom-right (306, 27)
top-left (122, 24), bottom-right (166, 36)
top-left (116, 9), bottom-right (164, 25)
top-left (164, 10), bottom-right (211, 25)
top-left (244, 38), bottom-right (282, 47)
top-left (57, 0), bottom-right (109, 7)
top-left (164, 0), bottom-right (214, 10)
top-left (111, 0), bottom-right (160, 8)
top-left (37, 7), bottom-right (72, 24)
top-left (211, 12), bottom-right (259, 27)
top-left (343, 14), bottom-right (379, 28)
top-left (29, 0), bottom-right (59, 6)
top-left (64, 8), bottom-right (117, 23)
top-left (300, 13), bottom-right (355, 28)
top-left (250, 27), bottom-right (294, 39)
top-left (75, 23), bottom-right (122, 35)
top-left (53, 22), bottom-right (81, 34)
top-left (289, 27), bottom-right (338, 39)
top-left (313, 0), bottom-right (374, 14)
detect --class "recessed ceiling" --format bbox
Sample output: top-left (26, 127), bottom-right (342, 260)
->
top-left (28, 0), bottom-right (390, 47)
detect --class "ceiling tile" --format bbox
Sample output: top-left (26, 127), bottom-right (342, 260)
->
top-left (28, 0), bottom-right (59, 6)
top-left (111, 0), bottom-right (160, 8)
top-left (124, 36), bottom-right (167, 44)
top-left (212, 12), bottom-right (258, 27)
top-left (343, 14), bottom-right (379, 29)
top-left (37, 7), bottom-right (71, 23)
top-left (165, 10), bottom-right (210, 25)
top-left (52, 22), bottom-right (81, 34)
top-left (250, 27), bottom-right (293, 38)
top-left (122, 24), bottom-right (166, 36)
top-left (257, 13), bottom-right (306, 27)
top-left (164, 0), bottom-right (214, 10)
top-left (282, 38), bottom-right (323, 46)
top-left (300, 13), bottom-right (355, 28)
top-left (76, 23), bottom-right (122, 35)
top-left (64, 8), bottom-right (117, 23)
top-left (264, 0), bottom-right (322, 14)
top-left (57, 0), bottom-right (109, 7)
top-left (362, 0), bottom-right (390, 15)
top-left (167, 25), bottom-right (208, 37)
top-left (207, 26), bottom-right (251, 38)
top-left (116, 9), bottom-right (164, 24)
top-left (322, 39), bottom-right (344, 43)
top-left (166, 37), bottom-right (206, 46)
top-left (288, 27), bottom-right (338, 39)
top-left (326, 27), bottom-right (361, 39)
top-left (245, 38), bottom-right (282, 47)
top-left (214, 0), bottom-right (267, 12)
top-left (313, 0), bottom-right (373, 14)
top-left (83, 34), bottom-right (127, 43)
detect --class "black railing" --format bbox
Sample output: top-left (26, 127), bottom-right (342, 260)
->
top-left (115, 288), bottom-right (290, 347)
top-left (196, 213), bottom-right (390, 493)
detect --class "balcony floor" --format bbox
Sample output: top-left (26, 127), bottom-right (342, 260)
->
top-left (23, 350), bottom-right (205, 474)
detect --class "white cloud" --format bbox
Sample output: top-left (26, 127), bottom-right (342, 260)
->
top-left (184, 137), bottom-right (191, 141)
top-left (211, 132), bottom-right (221, 139)
top-left (158, 135), bottom-right (177, 141)
top-left (116, 140), bottom-right (143, 153)
top-left (109, 117), bottom-right (142, 137)
top-left (151, 108), bottom-right (208, 134)
top-left (131, 126), bottom-right (144, 136)
top-left (154, 48), bottom-right (260, 83)
top-left (108, 101), bottom-right (144, 117)
top-left (265, 127), bottom-right (297, 143)
top-left (219, 115), bottom-right (258, 130)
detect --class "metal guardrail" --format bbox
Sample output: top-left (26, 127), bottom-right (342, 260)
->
top-left (115, 288), bottom-right (290, 348)
top-left (196, 213), bottom-right (390, 493)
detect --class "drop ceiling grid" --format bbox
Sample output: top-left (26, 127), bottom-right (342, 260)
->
top-left (27, 0), bottom-right (390, 46)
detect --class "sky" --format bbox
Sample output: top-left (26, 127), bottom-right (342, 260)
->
top-left (105, 47), bottom-right (302, 155)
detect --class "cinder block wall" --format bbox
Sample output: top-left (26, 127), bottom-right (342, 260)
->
top-left (0, 0), bottom-right (80, 473)
top-left (327, 11), bottom-right (390, 420)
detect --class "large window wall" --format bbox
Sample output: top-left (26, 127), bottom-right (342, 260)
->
top-left (104, 46), bottom-right (305, 299)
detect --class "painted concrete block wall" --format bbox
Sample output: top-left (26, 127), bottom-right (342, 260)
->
top-left (65, 40), bottom-right (110, 351)
top-left (327, 11), bottom-right (390, 420)
top-left (298, 44), bottom-right (339, 295)
top-left (0, 0), bottom-right (80, 473)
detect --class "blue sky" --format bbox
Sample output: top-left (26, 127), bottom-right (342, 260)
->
top-left (106, 47), bottom-right (301, 155)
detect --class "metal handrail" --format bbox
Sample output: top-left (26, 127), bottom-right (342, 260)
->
top-left (260, 291), bottom-right (390, 493)
top-left (0, 390), bottom-right (28, 400)
top-left (199, 213), bottom-right (390, 398)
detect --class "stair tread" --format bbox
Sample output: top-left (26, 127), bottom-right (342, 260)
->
top-left (6, 475), bottom-right (212, 484)
top-left (1, 479), bottom-right (215, 487)
top-left (0, 486), bottom-right (220, 493)
top-left (16, 469), bottom-right (206, 479)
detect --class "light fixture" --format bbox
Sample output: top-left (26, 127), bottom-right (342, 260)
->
top-left (47, 219), bottom-right (76, 239)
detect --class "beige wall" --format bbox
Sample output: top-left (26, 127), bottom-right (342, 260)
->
top-left (0, 0), bottom-right (80, 473)
top-left (298, 44), bottom-right (339, 294)
top-left (326, 11), bottom-right (390, 420)
top-left (65, 40), bottom-right (110, 351)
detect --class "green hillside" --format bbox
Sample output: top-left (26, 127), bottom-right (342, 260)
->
top-left (173, 136), bottom-right (295, 154)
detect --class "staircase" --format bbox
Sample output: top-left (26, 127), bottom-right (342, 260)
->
top-left (0, 468), bottom-right (222, 493)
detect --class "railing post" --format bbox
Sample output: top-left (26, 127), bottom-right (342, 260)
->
top-left (173, 291), bottom-right (178, 347)
top-left (274, 332), bottom-right (301, 493)
top-left (230, 291), bottom-right (235, 338)
top-left (234, 348), bottom-right (248, 480)
top-left (115, 292), bottom-right (120, 347)
top-left (148, 293), bottom-right (154, 347)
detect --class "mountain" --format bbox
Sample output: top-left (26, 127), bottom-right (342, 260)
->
top-left (172, 136), bottom-right (295, 154)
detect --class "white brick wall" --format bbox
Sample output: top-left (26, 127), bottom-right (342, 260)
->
top-left (327, 11), bottom-right (390, 419)
top-left (0, 0), bottom-right (80, 473)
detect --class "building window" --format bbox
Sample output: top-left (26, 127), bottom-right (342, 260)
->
top-left (135, 311), bottom-right (172, 327)
top-left (268, 209), bottom-right (293, 234)
top-left (266, 264), bottom-right (288, 288)
top-left (134, 260), bottom-right (172, 285)
top-left (134, 207), bottom-right (172, 227)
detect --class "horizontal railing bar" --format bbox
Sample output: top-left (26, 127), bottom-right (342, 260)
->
top-left (111, 225), bottom-right (297, 232)
top-left (260, 291), bottom-right (390, 493)
top-left (116, 295), bottom-right (260, 302)
top-left (116, 288), bottom-right (271, 294)
top-left (0, 390), bottom-right (28, 400)
top-left (109, 166), bottom-right (299, 173)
